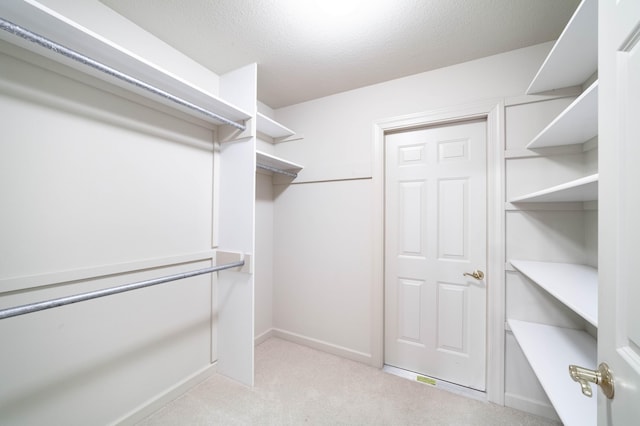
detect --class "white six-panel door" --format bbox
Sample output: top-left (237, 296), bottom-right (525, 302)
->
top-left (384, 120), bottom-right (487, 391)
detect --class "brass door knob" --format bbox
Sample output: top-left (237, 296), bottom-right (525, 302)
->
top-left (569, 362), bottom-right (615, 399)
top-left (463, 270), bottom-right (484, 280)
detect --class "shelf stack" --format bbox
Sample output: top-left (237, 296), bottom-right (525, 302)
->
top-left (507, 0), bottom-right (599, 424)
top-left (255, 112), bottom-right (303, 182)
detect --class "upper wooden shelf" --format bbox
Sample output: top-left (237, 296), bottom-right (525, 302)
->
top-left (526, 0), bottom-right (598, 94)
top-left (0, 0), bottom-right (251, 128)
top-left (256, 112), bottom-right (296, 142)
top-left (511, 260), bottom-right (597, 327)
top-left (527, 80), bottom-right (598, 149)
top-left (510, 174), bottom-right (598, 203)
top-left (508, 319), bottom-right (596, 426)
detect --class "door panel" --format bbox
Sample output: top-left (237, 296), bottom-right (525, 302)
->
top-left (399, 181), bottom-right (426, 255)
top-left (437, 282), bottom-right (467, 353)
top-left (599, 0), bottom-right (640, 422)
top-left (439, 178), bottom-right (468, 259)
top-left (398, 278), bottom-right (424, 344)
top-left (384, 120), bottom-right (487, 391)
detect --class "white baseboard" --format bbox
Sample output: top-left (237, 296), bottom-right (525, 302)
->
top-left (504, 392), bottom-right (560, 423)
top-left (114, 362), bottom-right (218, 425)
top-left (269, 328), bottom-right (372, 365)
top-left (254, 328), bottom-right (276, 346)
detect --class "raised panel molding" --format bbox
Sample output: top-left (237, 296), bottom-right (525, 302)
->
top-left (398, 279), bottom-right (424, 344)
top-left (438, 139), bottom-right (470, 162)
top-left (399, 181), bottom-right (426, 256)
top-left (437, 282), bottom-right (468, 354)
top-left (438, 178), bottom-right (468, 260)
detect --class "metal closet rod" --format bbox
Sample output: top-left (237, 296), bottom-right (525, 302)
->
top-left (0, 17), bottom-right (246, 131)
top-left (0, 260), bottom-right (245, 320)
top-left (257, 163), bottom-right (298, 178)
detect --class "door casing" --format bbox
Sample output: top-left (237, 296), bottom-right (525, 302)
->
top-left (372, 100), bottom-right (505, 404)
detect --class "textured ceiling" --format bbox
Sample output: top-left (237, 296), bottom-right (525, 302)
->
top-left (100, 0), bottom-right (580, 108)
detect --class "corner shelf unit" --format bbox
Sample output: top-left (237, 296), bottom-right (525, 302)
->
top-left (510, 174), bottom-right (598, 203)
top-left (508, 320), bottom-right (596, 426)
top-left (527, 80), bottom-right (598, 149)
top-left (507, 0), bottom-right (600, 423)
top-left (510, 260), bottom-right (597, 327)
top-left (526, 0), bottom-right (598, 94)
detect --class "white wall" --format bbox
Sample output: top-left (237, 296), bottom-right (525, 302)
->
top-left (270, 42), bottom-right (555, 361)
top-left (255, 172), bottom-right (274, 341)
top-left (254, 103), bottom-right (276, 342)
top-left (275, 42), bottom-right (554, 183)
top-left (272, 179), bottom-right (373, 358)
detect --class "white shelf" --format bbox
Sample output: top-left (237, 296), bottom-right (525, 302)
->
top-left (256, 112), bottom-right (295, 141)
top-left (510, 174), bottom-right (598, 203)
top-left (0, 1), bottom-right (251, 127)
top-left (256, 150), bottom-right (303, 177)
top-left (526, 0), bottom-right (598, 94)
top-left (510, 260), bottom-right (597, 327)
top-left (508, 319), bottom-right (596, 426)
top-left (527, 80), bottom-right (598, 149)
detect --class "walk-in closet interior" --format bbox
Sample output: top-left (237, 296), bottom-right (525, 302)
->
top-left (1, 0), bottom-right (638, 424)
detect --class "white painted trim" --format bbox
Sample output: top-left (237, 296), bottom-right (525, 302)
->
top-left (371, 99), bottom-right (506, 405)
top-left (0, 251), bottom-right (217, 293)
top-left (254, 328), bottom-right (276, 346)
top-left (114, 362), bottom-right (218, 425)
top-left (272, 328), bottom-right (372, 365)
top-left (486, 101), bottom-right (506, 406)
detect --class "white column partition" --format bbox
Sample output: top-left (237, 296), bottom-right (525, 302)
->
top-left (216, 63), bottom-right (257, 386)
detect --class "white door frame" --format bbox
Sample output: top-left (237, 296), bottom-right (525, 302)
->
top-left (371, 100), bottom-right (505, 405)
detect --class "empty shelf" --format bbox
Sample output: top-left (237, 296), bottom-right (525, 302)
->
top-left (510, 174), bottom-right (598, 203)
top-left (256, 112), bottom-right (295, 140)
top-left (527, 81), bottom-right (598, 149)
top-left (508, 319), bottom-right (596, 426)
top-left (510, 260), bottom-right (597, 327)
top-left (256, 150), bottom-right (303, 178)
top-left (526, 0), bottom-right (598, 94)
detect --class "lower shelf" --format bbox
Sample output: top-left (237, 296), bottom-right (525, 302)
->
top-left (256, 150), bottom-right (303, 182)
top-left (508, 319), bottom-right (596, 426)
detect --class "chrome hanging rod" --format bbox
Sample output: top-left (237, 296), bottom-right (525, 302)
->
top-left (0, 17), bottom-right (246, 131)
top-left (257, 163), bottom-right (298, 178)
top-left (0, 260), bottom-right (244, 320)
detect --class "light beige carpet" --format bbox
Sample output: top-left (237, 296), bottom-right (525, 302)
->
top-left (137, 338), bottom-right (560, 425)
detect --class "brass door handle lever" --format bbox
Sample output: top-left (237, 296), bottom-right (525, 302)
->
top-left (463, 270), bottom-right (484, 280)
